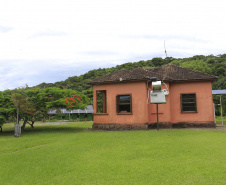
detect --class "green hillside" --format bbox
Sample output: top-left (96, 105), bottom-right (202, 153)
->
top-left (35, 54), bottom-right (226, 104)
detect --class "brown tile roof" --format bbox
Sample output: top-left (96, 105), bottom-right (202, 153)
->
top-left (88, 64), bottom-right (217, 85)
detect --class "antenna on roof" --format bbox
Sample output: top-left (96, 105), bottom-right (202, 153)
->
top-left (164, 40), bottom-right (167, 58)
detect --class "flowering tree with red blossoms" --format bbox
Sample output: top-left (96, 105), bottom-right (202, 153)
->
top-left (19, 87), bottom-right (89, 129)
top-left (64, 94), bottom-right (82, 109)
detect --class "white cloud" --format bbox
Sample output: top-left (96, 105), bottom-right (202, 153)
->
top-left (0, 0), bottom-right (226, 90)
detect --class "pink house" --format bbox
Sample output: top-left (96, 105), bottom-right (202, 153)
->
top-left (88, 64), bottom-right (217, 130)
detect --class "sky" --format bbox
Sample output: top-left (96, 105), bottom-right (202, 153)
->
top-left (0, 0), bottom-right (226, 91)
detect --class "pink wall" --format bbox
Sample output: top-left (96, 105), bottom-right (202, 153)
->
top-left (93, 81), bottom-right (215, 126)
top-left (169, 81), bottom-right (214, 124)
top-left (93, 81), bottom-right (148, 125)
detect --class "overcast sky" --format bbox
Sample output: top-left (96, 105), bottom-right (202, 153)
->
top-left (0, 0), bottom-right (225, 91)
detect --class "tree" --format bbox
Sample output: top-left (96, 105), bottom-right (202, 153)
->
top-left (0, 115), bottom-right (6, 132)
top-left (151, 57), bottom-right (165, 66)
top-left (19, 87), bottom-right (89, 129)
top-left (0, 90), bottom-right (16, 123)
top-left (0, 91), bottom-right (12, 132)
top-left (0, 87), bottom-right (89, 130)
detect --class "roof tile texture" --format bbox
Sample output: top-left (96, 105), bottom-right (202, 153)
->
top-left (88, 64), bottom-right (217, 85)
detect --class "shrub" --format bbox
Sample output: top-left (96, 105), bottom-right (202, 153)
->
top-left (0, 115), bottom-right (6, 127)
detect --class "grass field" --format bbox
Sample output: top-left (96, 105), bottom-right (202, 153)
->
top-left (0, 122), bottom-right (225, 185)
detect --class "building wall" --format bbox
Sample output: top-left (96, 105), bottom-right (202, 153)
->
top-left (148, 81), bottom-right (215, 126)
top-left (93, 81), bottom-right (148, 127)
top-left (169, 81), bottom-right (215, 125)
top-left (92, 81), bottom-right (215, 130)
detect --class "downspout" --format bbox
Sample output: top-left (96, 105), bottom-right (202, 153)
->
top-left (146, 80), bottom-right (152, 127)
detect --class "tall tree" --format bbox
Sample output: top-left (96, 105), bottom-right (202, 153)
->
top-left (0, 87), bottom-right (89, 130)
top-left (21, 87), bottom-right (89, 129)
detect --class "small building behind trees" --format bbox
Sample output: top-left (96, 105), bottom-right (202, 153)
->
top-left (48, 105), bottom-right (93, 121)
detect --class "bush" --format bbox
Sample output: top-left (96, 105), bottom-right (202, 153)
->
top-left (0, 115), bottom-right (6, 127)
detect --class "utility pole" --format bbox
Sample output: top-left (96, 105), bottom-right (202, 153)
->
top-left (220, 96), bottom-right (223, 126)
top-left (156, 104), bottom-right (159, 131)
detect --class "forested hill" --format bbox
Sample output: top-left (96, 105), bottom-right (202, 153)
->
top-left (35, 54), bottom-right (226, 101)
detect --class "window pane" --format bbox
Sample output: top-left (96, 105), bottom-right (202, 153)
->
top-left (119, 104), bottom-right (131, 112)
top-left (117, 95), bottom-right (131, 113)
top-left (119, 95), bottom-right (130, 104)
top-left (181, 94), bottom-right (196, 112)
top-left (183, 94), bottom-right (195, 98)
top-left (182, 103), bottom-right (196, 111)
top-left (182, 94), bottom-right (195, 99)
top-left (182, 98), bottom-right (195, 103)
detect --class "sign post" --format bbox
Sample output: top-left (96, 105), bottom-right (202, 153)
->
top-left (149, 78), bottom-right (169, 131)
top-left (156, 104), bottom-right (159, 131)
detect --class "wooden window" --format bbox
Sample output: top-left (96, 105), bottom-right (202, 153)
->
top-left (181, 94), bottom-right (197, 112)
top-left (116, 94), bottom-right (132, 114)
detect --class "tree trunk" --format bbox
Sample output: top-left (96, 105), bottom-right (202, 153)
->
top-left (0, 126), bottom-right (2, 132)
top-left (31, 121), bottom-right (35, 128)
top-left (27, 121), bottom-right (35, 128)
top-left (21, 117), bottom-right (28, 131)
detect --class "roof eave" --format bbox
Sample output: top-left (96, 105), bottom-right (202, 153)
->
top-left (88, 78), bottom-right (150, 85)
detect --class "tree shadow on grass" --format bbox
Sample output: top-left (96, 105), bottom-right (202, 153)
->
top-left (0, 124), bottom-right (91, 137)
top-left (25, 126), bottom-right (89, 133)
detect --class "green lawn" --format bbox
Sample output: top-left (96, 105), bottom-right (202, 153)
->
top-left (0, 122), bottom-right (225, 185)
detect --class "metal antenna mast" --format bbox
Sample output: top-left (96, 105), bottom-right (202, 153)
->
top-left (164, 40), bottom-right (168, 58)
